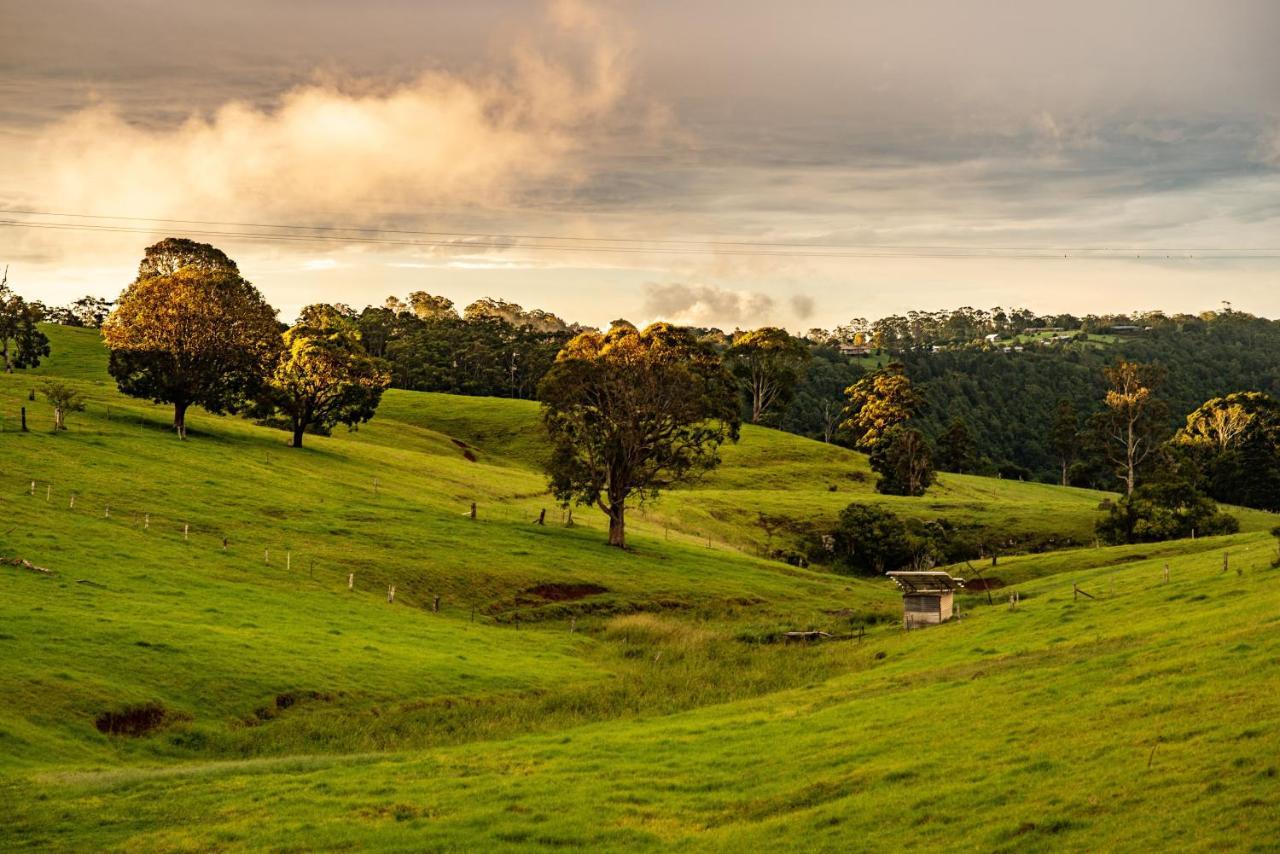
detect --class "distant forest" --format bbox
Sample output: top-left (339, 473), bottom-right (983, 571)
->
top-left (43, 288), bottom-right (1280, 485)
top-left (783, 309), bottom-right (1280, 485)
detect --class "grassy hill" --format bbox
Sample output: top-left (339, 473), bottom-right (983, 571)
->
top-left (2, 325), bottom-right (1278, 850)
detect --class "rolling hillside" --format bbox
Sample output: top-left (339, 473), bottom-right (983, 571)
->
top-left (2, 325), bottom-right (1278, 850)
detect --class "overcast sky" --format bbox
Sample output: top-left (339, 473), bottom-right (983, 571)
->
top-left (2, 0), bottom-right (1278, 329)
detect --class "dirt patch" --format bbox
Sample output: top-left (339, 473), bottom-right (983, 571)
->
top-left (248, 690), bottom-right (334, 723)
top-left (524, 582), bottom-right (608, 602)
top-left (462, 449), bottom-right (478, 462)
top-left (95, 702), bottom-right (174, 736)
top-left (964, 577), bottom-right (1006, 591)
top-left (451, 438), bottom-right (470, 449)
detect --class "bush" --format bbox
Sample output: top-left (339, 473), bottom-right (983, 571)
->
top-left (1097, 479), bottom-right (1238, 545)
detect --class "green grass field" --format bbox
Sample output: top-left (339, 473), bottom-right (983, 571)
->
top-left (2, 325), bottom-right (1277, 850)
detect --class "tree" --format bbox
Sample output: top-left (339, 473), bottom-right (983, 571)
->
top-left (408, 291), bottom-right (458, 321)
top-left (724, 327), bottom-right (811, 423)
top-left (41, 380), bottom-right (85, 431)
top-left (935, 417), bottom-right (976, 474)
top-left (1096, 448), bottom-right (1238, 544)
top-left (0, 267), bottom-right (51, 373)
top-left (869, 425), bottom-right (935, 496)
top-left (259, 305), bottom-right (391, 448)
top-left (839, 362), bottom-right (923, 449)
top-left (1050, 399), bottom-right (1079, 486)
top-left (1174, 392), bottom-right (1276, 453)
top-left (1092, 360), bottom-right (1167, 496)
top-left (539, 322), bottom-right (740, 548)
top-left (1174, 392), bottom-right (1280, 511)
top-left (102, 240), bottom-right (279, 439)
top-left (830, 504), bottom-right (913, 574)
top-left (137, 237), bottom-right (238, 279)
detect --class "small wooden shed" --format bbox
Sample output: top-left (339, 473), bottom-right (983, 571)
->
top-left (886, 571), bottom-right (964, 629)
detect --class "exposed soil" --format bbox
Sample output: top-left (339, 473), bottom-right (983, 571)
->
top-left (524, 582), bottom-right (609, 602)
top-left (95, 702), bottom-right (171, 736)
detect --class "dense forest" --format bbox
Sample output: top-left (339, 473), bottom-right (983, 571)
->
top-left (779, 310), bottom-right (1280, 485)
top-left (37, 284), bottom-right (1280, 486)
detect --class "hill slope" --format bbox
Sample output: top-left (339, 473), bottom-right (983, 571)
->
top-left (3, 325), bottom-right (1277, 850)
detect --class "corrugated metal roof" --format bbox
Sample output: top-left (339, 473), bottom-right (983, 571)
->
top-left (886, 571), bottom-right (964, 593)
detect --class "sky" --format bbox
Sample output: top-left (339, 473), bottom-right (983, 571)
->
top-left (1, 0), bottom-right (1278, 330)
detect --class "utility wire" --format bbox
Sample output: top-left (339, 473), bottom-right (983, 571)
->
top-left (2, 213), bottom-right (1278, 260)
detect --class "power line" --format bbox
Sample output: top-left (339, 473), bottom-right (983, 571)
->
top-left (2, 213), bottom-right (1278, 260)
top-left (9, 208), bottom-right (1280, 253)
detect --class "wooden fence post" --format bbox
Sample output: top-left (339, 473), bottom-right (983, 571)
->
top-left (104, 505), bottom-right (110, 518)
top-left (286, 551), bottom-right (291, 571)
top-left (264, 548), bottom-right (269, 564)
top-left (45, 484), bottom-right (50, 502)
top-left (68, 494), bottom-right (75, 509)
top-left (536, 508), bottom-right (546, 525)
top-left (432, 595), bottom-right (440, 613)
top-left (1163, 563), bottom-right (1170, 584)
top-left (29, 480), bottom-right (35, 496)
top-left (143, 513), bottom-right (149, 530)
top-left (1222, 552), bottom-right (1229, 574)
top-left (470, 502), bottom-right (477, 520)
top-left (184, 523), bottom-right (189, 541)
top-left (20, 406), bottom-right (27, 432)
top-left (348, 572), bottom-right (354, 590)
top-left (387, 585), bottom-right (395, 604)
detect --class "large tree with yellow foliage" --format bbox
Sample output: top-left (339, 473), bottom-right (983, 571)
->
top-left (839, 362), bottom-right (923, 449)
top-left (102, 239), bottom-right (279, 439)
top-left (539, 322), bottom-right (739, 548)
top-left (259, 305), bottom-right (391, 448)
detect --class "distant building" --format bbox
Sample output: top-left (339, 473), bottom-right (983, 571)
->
top-left (838, 343), bottom-right (873, 356)
top-left (886, 571), bottom-right (964, 629)
top-left (983, 333), bottom-right (1000, 342)
top-left (1109, 325), bottom-right (1140, 333)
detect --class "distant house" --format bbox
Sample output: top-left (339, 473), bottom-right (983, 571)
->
top-left (838, 343), bottom-right (873, 356)
top-left (1109, 325), bottom-right (1140, 333)
top-left (886, 571), bottom-right (964, 629)
top-left (983, 333), bottom-right (1000, 343)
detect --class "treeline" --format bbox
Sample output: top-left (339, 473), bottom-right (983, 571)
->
top-left (894, 311), bottom-right (1280, 483)
top-left (353, 295), bottom-right (580, 399)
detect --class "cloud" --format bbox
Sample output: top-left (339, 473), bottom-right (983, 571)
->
top-left (14, 0), bottom-right (631, 225)
top-left (642, 282), bottom-right (775, 326)
top-left (789, 294), bottom-right (815, 320)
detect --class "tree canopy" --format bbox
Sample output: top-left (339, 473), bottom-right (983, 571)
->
top-left (0, 267), bottom-right (51, 373)
top-left (102, 240), bottom-right (279, 439)
top-left (539, 322), bottom-right (740, 548)
top-left (258, 305), bottom-right (391, 448)
top-left (724, 327), bottom-right (810, 423)
top-left (839, 362), bottom-right (923, 449)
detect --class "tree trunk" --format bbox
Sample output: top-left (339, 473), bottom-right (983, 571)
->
top-left (606, 501), bottom-right (626, 548)
top-left (292, 422), bottom-right (305, 448)
top-left (174, 401), bottom-right (188, 440)
top-left (2, 339), bottom-right (11, 373)
top-left (1061, 460), bottom-right (1068, 487)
